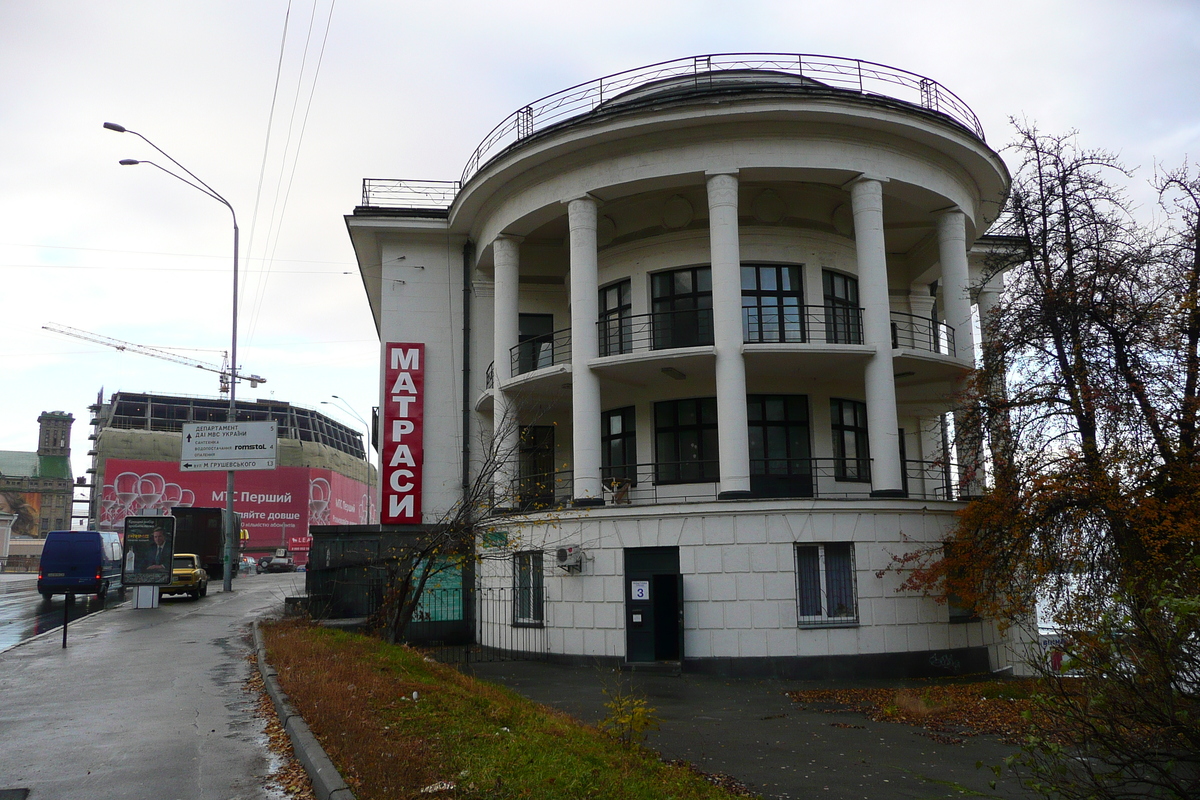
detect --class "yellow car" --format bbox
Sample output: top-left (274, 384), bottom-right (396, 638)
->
top-left (162, 553), bottom-right (209, 600)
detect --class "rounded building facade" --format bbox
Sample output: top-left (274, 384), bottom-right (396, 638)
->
top-left (348, 55), bottom-right (1022, 677)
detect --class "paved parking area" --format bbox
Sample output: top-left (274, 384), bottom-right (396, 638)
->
top-left (469, 660), bottom-right (1033, 800)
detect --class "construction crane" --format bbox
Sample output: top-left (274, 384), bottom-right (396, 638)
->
top-left (43, 322), bottom-right (266, 395)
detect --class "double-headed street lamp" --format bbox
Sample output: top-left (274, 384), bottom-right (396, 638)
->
top-left (105, 121), bottom-right (241, 592)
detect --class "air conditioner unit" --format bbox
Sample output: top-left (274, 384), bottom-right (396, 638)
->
top-left (556, 546), bottom-right (583, 574)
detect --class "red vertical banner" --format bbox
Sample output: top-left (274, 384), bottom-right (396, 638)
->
top-left (382, 343), bottom-right (425, 524)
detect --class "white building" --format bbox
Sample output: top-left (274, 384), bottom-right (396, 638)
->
top-left (346, 54), bottom-right (1023, 678)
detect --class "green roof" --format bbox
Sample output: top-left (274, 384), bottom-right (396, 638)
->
top-left (0, 451), bottom-right (39, 478)
top-left (38, 455), bottom-right (73, 481)
top-left (0, 451), bottom-right (72, 481)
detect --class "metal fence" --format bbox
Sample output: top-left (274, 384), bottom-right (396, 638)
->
top-left (360, 53), bottom-right (984, 210)
top-left (420, 586), bottom-right (549, 664)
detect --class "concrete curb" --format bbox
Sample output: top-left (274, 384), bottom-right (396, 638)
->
top-left (253, 620), bottom-right (355, 800)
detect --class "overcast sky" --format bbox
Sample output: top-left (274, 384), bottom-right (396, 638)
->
top-left (2, 0), bottom-right (1197, 487)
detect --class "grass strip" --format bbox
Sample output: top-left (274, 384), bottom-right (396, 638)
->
top-left (261, 619), bottom-right (751, 800)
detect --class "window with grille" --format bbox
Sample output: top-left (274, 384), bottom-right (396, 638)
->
top-left (742, 264), bottom-right (804, 343)
top-left (830, 398), bottom-right (870, 482)
top-left (513, 551), bottom-right (544, 625)
top-left (795, 543), bottom-right (858, 625)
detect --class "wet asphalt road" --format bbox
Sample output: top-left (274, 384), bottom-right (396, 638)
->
top-left (0, 572), bottom-right (306, 800)
top-left (0, 588), bottom-right (112, 652)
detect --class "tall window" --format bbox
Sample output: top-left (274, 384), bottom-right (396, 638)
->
top-left (742, 264), bottom-right (804, 343)
top-left (599, 280), bottom-right (632, 356)
top-left (823, 270), bottom-right (862, 344)
top-left (830, 398), bottom-right (870, 481)
top-left (513, 551), bottom-right (544, 625)
top-left (601, 407), bottom-right (637, 486)
top-left (747, 395), bottom-right (812, 497)
top-left (796, 543), bottom-right (857, 625)
top-left (654, 398), bottom-right (719, 484)
top-left (518, 426), bottom-right (555, 510)
top-left (652, 267), bottom-right (713, 349)
top-left (517, 313), bottom-right (555, 374)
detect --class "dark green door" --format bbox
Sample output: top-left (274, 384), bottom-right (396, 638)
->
top-left (624, 547), bottom-right (682, 663)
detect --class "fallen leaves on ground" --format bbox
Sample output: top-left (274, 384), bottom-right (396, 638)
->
top-left (786, 680), bottom-right (1044, 744)
top-left (245, 668), bottom-right (317, 799)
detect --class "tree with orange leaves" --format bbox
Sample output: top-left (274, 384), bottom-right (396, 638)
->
top-left (898, 122), bottom-right (1199, 798)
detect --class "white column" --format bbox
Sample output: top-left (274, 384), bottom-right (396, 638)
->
top-left (938, 210), bottom-right (983, 495)
top-left (706, 171), bottom-right (751, 498)
top-left (568, 196), bottom-right (603, 506)
top-left (492, 235), bottom-right (522, 507)
top-left (849, 176), bottom-right (904, 496)
top-left (937, 210), bottom-right (975, 362)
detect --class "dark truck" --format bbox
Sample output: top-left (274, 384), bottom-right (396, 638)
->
top-left (170, 507), bottom-right (240, 579)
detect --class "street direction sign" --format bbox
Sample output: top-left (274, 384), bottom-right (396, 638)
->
top-left (181, 421), bottom-right (278, 471)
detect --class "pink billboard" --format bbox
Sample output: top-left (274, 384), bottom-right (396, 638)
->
top-left (99, 458), bottom-right (375, 563)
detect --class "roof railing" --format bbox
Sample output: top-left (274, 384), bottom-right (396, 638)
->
top-left (361, 53), bottom-right (984, 211)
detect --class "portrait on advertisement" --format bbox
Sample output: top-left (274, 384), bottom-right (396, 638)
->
top-left (123, 516), bottom-right (176, 586)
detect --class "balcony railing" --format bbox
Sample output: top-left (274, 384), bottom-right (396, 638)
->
top-left (360, 179), bottom-right (460, 209)
top-left (741, 305), bottom-right (865, 345)
top-left (598, 308), bottom-right (715, 356)
top-left (510, 329), bottom-right (572, 377)
top-left (501, 307), bottom-right (954, 381)
top-left (891, 312), bottom-right (956, 356)
top-left (360, 54), bottom-right (984, 210)
top-left (461, 54), bottom-right (984, 187)
top-left (496, 457), bottom-right (962, 510)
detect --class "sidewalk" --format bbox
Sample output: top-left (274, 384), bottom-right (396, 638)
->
top-left (470, 660), bottom-right (1033, 800)
top-left (0, 573), bottom-right (304, 800)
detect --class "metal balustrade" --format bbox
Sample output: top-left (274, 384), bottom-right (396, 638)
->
top-left (361, 53), bottom-right (984, 209)
top-left (498, 306), bottom-right (958, 382)
top-left (509, 329), bottom-right (573, 377)
top-left (493, 458), bottom-right (963, 509)
top-left (891, 312), bottom-right (956, 356)
top-left (740, 305), bottom-right (865, 345)
top-left (597, 308), bottom-right (715, 356)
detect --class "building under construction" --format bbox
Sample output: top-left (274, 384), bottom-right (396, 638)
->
top-left (86, 391), bottom-right (377, 563)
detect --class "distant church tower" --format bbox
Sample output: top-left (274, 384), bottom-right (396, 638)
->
top-left (37, 411), bottom-right (73, 458)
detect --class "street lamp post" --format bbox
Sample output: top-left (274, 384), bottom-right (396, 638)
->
top-left (321, 396), bottom-right (375, 522)
top-left (105, 121), bottom-right (240, 592)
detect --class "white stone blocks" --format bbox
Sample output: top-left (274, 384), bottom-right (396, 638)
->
top-left (722, 545), bottom-right (750, 573)
top-left (735, 572), bottom-right (765, 601)
top-left (702, 515), bottom-right (736, 545)
top-left (707, 573), bottom-right (737, 601)
top-left (724, 601), bottom-right (752, 630)
top-left (737, 630), bottom-right (769, 658)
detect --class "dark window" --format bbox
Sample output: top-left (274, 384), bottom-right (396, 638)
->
top-left (517, 313), bottom-right (555, 374)
top-left (830, 398), bottom-right (870, 481)
top-left (599, 280), bottom-right (632, 356)
top-left (518, 426), bottom-right (556, 510)
top-left (823, 270), bottom-right (862, 344)
top-left (747, 395), bottom-right (812, 497)
top-left (654, 398), bottom-right (719, 484)
top-left (796, 543), bottom-right (858, 625)
top-left (601, 407), bottom-right (637, 486)
top-left (513, 551), bottom-right (544, 625)
top-left (651, 267), bottom-right (713, 349)
top-left (742, 264), bottom-right (804, 343)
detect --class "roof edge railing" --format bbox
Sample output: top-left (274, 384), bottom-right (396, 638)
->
top-left (361, 53), bottom-right (985, 211)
